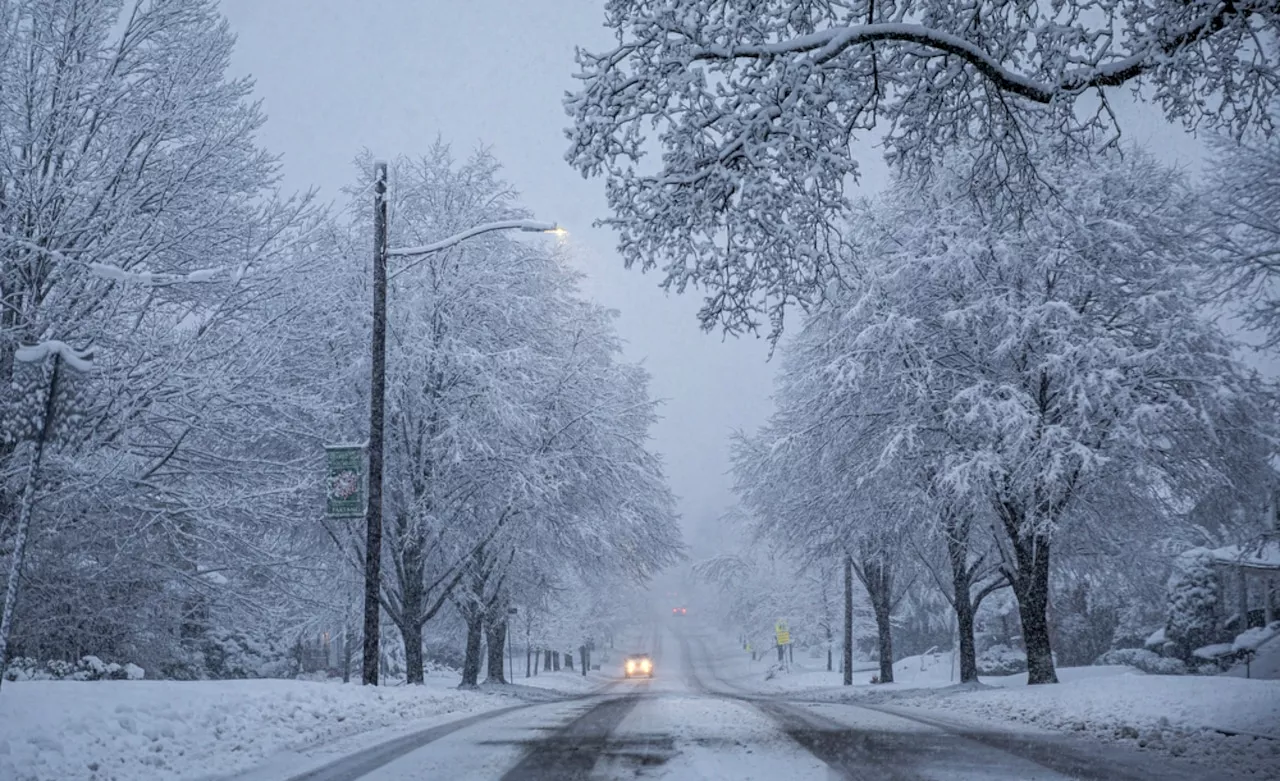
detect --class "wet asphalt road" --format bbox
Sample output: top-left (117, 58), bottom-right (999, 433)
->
top-left (483, 630), bottom-right (1218, 781)
top-left (283, 626), bottom-right (1237, 780)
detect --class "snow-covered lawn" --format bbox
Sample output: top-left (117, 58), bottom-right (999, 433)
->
top-left (887, 673), bottom-right (1280, 779)
top-left (0, 674), bottom-right (526, 781)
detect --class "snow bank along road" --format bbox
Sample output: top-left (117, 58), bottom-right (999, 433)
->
top-left (267, 627), bottom-right (1248, 781)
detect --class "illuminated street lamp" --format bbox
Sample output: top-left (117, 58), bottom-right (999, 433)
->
top-left (359, 161), bottom-right (561, 685)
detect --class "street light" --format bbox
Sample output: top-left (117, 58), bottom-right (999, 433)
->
top-left (360, 161), bottom-right (562, 685)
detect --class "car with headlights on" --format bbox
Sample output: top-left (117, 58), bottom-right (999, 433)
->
top-left (623, 653), bottom-right (653, 678)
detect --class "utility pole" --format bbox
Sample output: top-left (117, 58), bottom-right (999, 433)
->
top-left (362, 162), bottom-right (388, 685)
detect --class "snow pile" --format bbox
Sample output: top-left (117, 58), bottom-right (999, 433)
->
top-left (0, 675), bottom-right (522, 781)
top-left (1193, 643), bottom-right (1235, 661)
top-left (899, 673), bottom-right (1280, 778)
top-left (1226, 625), bottom-right (1280, 679)
top-left (1095, 647), bottom-right (1187, 675)
top-left (1234, 624), bottom-right (1279, 653)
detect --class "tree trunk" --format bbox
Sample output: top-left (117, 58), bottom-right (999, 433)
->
top-left (873, 601), bottom-right (894, 683)
top-left (954, 594), bottom-right (979, 684)
top-left (460, 615), bottom-right (484, 687)
top-left (552, 651), bottom-right (560, 671)
top-left (485, 620), bottom-right (507, 683)
top-left (526, 647), bottom-right (532, 677)
top-left (855, 550), bottom-right (896, 685)
top-left (402, 621), bottom-right (424, 685)
top-left (945, 529), bottom-right (980, 684)
top-left (1011, 534), bottom-right (1058, 685)
top-left (0, 353), bottom-right (62, 690)
top-left (842, 553), bottom-right (854, 686)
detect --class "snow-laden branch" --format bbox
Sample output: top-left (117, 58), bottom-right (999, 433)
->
top-left (693, 23), bottom-right (1056, 102)
top-left (14, 341), bottom-right (94, 372)
top-left (1, 233), bottom-right (244, 287)
top-left (685, 5), bottom-right (1244, 105)
top-left (89, 262), bottom-right (240, 287)
top-left (388, 220), bottom-right (561, 258)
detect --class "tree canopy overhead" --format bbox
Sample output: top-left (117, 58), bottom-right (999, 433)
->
top-left (566, 0), bottom-right (1280, 339)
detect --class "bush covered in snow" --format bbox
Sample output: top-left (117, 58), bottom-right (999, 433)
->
top-left (1094, 647), bottom-right (1187, 675)
top-left (977, 643), bottom-right (1027, 675)
top-left (199, 628), bottom-right (294, 679)
top-left (1165, 550), bottom-right (1223, 660)
top-left (3, 655), bottom-right (146, 682)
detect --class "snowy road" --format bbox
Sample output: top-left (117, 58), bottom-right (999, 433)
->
top-left (288, 627), bottom-right (1228, 780)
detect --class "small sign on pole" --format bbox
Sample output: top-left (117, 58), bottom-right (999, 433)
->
top-left (325, 444), bottom-right (366, 518)
top-left (775, 620), bottom-right (791, 646)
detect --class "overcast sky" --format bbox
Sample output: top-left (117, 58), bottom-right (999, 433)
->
top-left (218, 0), bottom-right (1250, 549)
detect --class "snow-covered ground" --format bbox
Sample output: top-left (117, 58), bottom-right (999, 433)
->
top-left (885, 673), bottom-right (1280, 778)
top-left (700, 638), bottom-right (1280, 779)
top-left (0, 673), bottom-right (525, 781)
top-left (506, 666), bottom-right (614, 695)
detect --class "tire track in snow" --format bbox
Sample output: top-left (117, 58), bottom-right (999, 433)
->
top-left (497, 694), bottom-right (647, 780)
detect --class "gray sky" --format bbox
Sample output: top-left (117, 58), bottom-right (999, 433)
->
top-left (218, 0), bottom-right (787, 537)
top-left (218, 0), bottom-right (1261, 546)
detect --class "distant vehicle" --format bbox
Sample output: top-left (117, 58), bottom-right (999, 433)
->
top-left (672, 606), bottom-right (687, 615)
top-left (624, 653), bottom-right (653, 678)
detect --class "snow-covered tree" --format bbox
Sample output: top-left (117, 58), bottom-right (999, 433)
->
top-left (1165, 550), bottom-right (1223, 661)
top-left (804, 148), bottom-right (1271, 684)
top-left (321, 147), bottom-right (681, 687)
top-left (1203, 116), bottom-right (1280, 346)
top-left (0, 0), bottom-right (317, 681)
top-left (566, 0), bottom-right (1279, 338)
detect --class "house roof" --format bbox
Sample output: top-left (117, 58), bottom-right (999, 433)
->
top-left (1209, 537), bottom-right (1280, 572)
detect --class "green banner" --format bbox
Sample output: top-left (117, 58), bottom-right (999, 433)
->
top-left (325, 445), bottom-right (365, 518)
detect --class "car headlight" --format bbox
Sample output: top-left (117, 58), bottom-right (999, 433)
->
top-left (640, 660), bottom-right (651, 672)
top-left (626, 661), bottom-right (636, 673)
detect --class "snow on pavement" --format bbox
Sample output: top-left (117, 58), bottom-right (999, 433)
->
top-left (602, 693), bottom-right (831, 780)
top-left (0, 674), bottom-right (524, 781)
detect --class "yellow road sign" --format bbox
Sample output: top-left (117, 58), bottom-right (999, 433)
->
top-left (775, 620), bottom-right (791, 645)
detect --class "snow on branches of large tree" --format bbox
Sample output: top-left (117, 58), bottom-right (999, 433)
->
top-left (0, 0), bottom-right (318, 676)
top-left (565, 0), bottom-right (1279, 340)
top-left (773, 149), bottom-right (1272, 684)
top-left (1203, 123), bottom-right (1280, 346)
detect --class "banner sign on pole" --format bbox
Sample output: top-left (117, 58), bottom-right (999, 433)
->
top-left (775, 620), bottom-right (791, 646)
top-left (325, 444), bottom-right (366, 518)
